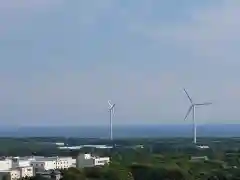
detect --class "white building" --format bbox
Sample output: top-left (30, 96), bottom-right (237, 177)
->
top-left (56, 157), bottom-right (75, 169)
top-left (55, 142), bottom-right (64, 146)
top-left (76, 154), bottom-right (110, 168)
top-left (12, 157), bottom-right (30, 168)
top-left (0, 166), bottom-right (33, 180)
top-left (30, 159), bottom-right (56, 171)
top-left (0, 158), bottom-right (12, 171)
top-left (58, 145), bottom-right (113, 150)
top-left (17, 166), bottom-right (34, 178)
top-left (190, 156), bottom-right (209, 162)
top-left (0, 156), bottom-right (75, 173)
top-left (196, 145), bottom-right (210, 149)
top-left (30, 156), bottom-right (75, 171)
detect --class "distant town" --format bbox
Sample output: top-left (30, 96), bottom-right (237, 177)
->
top-left (0, 153), bottom-right (110, 180)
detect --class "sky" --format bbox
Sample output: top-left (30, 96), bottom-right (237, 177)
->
top-left (0, 0), bottom-right (240, 126)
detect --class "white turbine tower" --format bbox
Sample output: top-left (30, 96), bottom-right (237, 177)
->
top-left (108, 100), bottom-right (115, 141)
top-left (183, 88), bottom-right (212, 144)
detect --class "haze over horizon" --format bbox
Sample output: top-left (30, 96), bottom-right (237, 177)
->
top-left (0, 0), bottom-right (240, 126)
top-left (0, 124), bottom-right (240, 138)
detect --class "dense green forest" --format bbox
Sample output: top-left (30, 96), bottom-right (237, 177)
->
top-left (1, 137), bottom-right (240, 180)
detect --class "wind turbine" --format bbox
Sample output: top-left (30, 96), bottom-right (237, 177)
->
top-left (108, 100), bottom-right (115, 141)
top-left (183, 88), bottom-right (212, 144)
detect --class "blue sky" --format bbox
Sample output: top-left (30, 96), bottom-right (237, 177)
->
top-left (0, 0), bottom-right (239, 126)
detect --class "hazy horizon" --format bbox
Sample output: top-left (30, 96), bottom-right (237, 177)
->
top-left (0, 122), bottom-right (239, 127)
top-left (0, 124), bottom-right (240, 138)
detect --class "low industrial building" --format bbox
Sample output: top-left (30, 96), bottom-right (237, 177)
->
top-left (55, 142), bottom-right (65, 146)
top-left (31, 159), bottom-right (56, 171)
top-left (0, 156), bottom-right (76, 175)
top-left (0, 166), bottom-right (34, 180)
top-left (190, 156), bottom-right (209, 162)
top-left (58, 144), bottom-right (113, 150)
top-left (9, 156), bottom-right (76, 171)
top-left (30, 156), bottom-right (76, 171)
top-left (76, 154), bottom-right (110, 168)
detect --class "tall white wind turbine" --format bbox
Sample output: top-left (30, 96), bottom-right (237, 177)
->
top-left (183, 89), bottom-right (212, 144)
top-left (108, 100), bottom-right (115, 140)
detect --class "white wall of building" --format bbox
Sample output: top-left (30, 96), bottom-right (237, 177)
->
top-left (70, 159), bottom-right (76, 167)
top-left (55, 142), bottom-right (64, 146)
top-left (77, 157), bottom-right (95, 168)
top-left (12, 158), bottom-right (30, 168)
top-left (18, 166), bottom-right (34, 178)
top-left (9, 169), bottom-right (20, 180)
top-left (30, 157), bottom-right (75, 171)
top-left (94, 157), bottom-right (110, 166)
top-left (56, 157), bottom-right (74, 169)
top-left (30, 160), bottom-right (56, 171)
top-left (76, 154), bottom-right (110, 168)
top-left (0, 159), bottom-right (12, 171)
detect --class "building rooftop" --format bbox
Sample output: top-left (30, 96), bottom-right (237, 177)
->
top-left (11, 156), bottom-right (73, 162)
top-left (59, 144), bottom-right (113, 150)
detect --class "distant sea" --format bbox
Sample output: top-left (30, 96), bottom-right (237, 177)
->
top-left (0, 124), bottom-right (239, 138)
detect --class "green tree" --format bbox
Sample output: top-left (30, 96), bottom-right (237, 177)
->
top-left (164, 167), bottom-right (189, 180)
top-left (102, 163), bottom-right (134, 180)
top-left (102, 168), bottom-right (134, 180)
top-left (84, 167), bottom-right (103, 179)
top-left (61, 167), bottom-right (86, 180)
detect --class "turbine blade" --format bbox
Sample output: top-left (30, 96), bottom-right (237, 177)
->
top-left (108, 100), bottom-right (112, 108)
top-left (184, 105), bottom-right (193, 120)
top-left (183, 88), bottom-right (193, 103)
top-left (111, 104), bottom-right (115, 114)
top-left (195, 102), bottom-right (212, 106)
